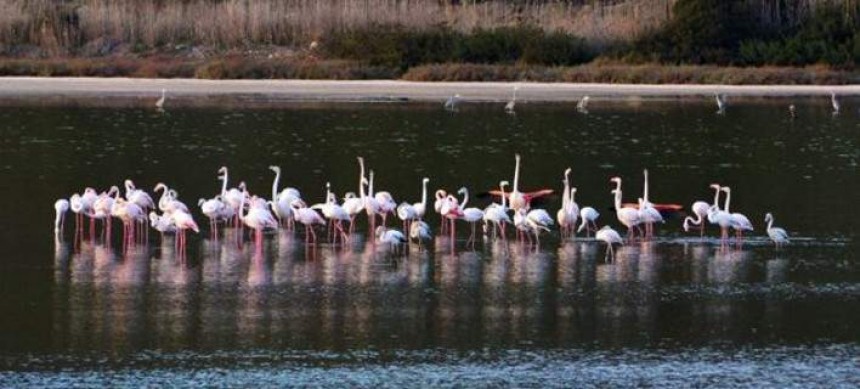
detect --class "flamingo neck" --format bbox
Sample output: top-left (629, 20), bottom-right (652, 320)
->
top-left (461, 189), bottom-right (469, 209)
top-left (272, 168), bottom-right (281, 202)
top-left (643, 170), bottom-right (650, 203)
top-left (220, 170), bottom-right (229, 198)
top-left (613, 190), bottom-right (622, 211)
top-left (562, 176), bottom-right (569, 208)
top-left (358, 159), bottom-right (366, 198)
top-left (500, 184), bottom-right (507, 208)
top-left (368, 173), bottom-right (374, 197)
top-left (54, 209), bottom-right (63, 231)
top-left (712, 187), bottom-right (721, 209)
top-left (421, 180), bottom-right (428, 208)
top-left (723, 191), bottom-right (731, 213)
top-left (513, 156), bottom-right (520, 193)
top-left (766, 217), bottom-right (773, 231)
top-left (570, 188), bottom-right (576, 203)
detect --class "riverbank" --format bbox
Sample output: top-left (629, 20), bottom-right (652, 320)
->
top-left (1, 77), bottom-right (858, 106)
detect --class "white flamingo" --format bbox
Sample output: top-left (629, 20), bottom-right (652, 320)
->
top-left (610, 177), bottom-right (641, 241)
top-left (269, 165), bottom-right (301, 229)
top-left (155, 88), bottom-right (166, 109)
top-left (765, 212), bottom-right (789, 248)
top-left (721, 186), bottom-right (753, 242)
top-left (54, 199), bottom-right (69, 234)
top-left (577, 207), bottom-right (600, 237)
top-left (483, 180), bottom-right (512, 240)
top-left (683, 186), bottom-right (716, 237)
top-left (831, 91), bottom-right (840, 115)
top-left (291, 199), bottom-right (326, 245)
top-left (170, 209), bottom-right (199, 253)
top-left (412, 177), bottom-right (430, 220)
top-left (715, 93), bottom-right (726, 114)
top-left (198, 196), bottom-right (225, 238)
top-left (375, 226), bottom-right (407, 252)
top-left (444, 93), bottom-right (460, 111)
top-left (409, 220), bottom-right (432, 249)
top-left (596, 225), bottom-right (623, 261)
top-left (457, 187), bottom-right (485, 247)
top-left (576, 95), bottom-right (590, 113)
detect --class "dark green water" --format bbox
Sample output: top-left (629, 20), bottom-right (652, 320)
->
top-left (0, 101), bottom-right (858, 386)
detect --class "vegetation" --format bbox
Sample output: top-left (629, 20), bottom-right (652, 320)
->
top-left (0, 0), bottom-right (858, 83)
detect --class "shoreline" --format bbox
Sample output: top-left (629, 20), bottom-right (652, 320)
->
top-left (0, 77), bottom-right (857, 104)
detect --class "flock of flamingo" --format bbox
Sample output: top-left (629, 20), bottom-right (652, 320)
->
top-left (53, 155), bottom-right (790, 259)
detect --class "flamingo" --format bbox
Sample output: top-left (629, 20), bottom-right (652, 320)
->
top-left (311, 184), bottom-right (350, 244)
top-left (715, 93), bottom-right (726, 114)
top-left (155, 88), bottom-right (166, 110)
top-left (457, 187), bottom-right (485, 247)
top-left (556, 168), bottom-right (579, 238)
top-left (375, 226), bottom-right (407, 252)
top-left (577, 207), bottom-right (600, 237)
top-left (357, 157), bottom-right (380, 232)
top-left (525, 208), bottom-right (553, 247)
top-left (639, 169), bottom-right (664, 238)
top-left (831, 92), bottom-right (840, 115)
top-left (240, 193), bottom-right (278, 249)
top-left (440, 192), bottom-right (463, 243)
top-left (371, 171), bottom-right (397, 227)
top-left (149, 212), bottom-right (176, 237)
top-left (79, 187), bottom-right (98, 238)
top-left (219, 167), bottom-right (246, 227)
top-left (291, 199), bottom-right (326, 245)
top-left (409, 220), bottom-right (432, 249)
top-left (341, 192), bottom-right (364, 238)
top-left (504, 85), bottom-right (519, 114)
top-left (269, 165), bottom-right (301, 229)
top-left (721, 186), bottom-right (753, 242)
top-left (111, 197), bottom-right (145, 248)
top-left (684, 187), bottom-right (716, 237)
top-left (610, 177), bottom-right (641, 241)
top-left (434, 189), bottom-right (449, 233)
top-left (706, 184), bottom-right (732, 245)
top-left (765, 213), bottom-right (789, 249)
top-left (54, 199), bottom-right (69, 234)
top-left (412, 177), bottom-right (430, 220)
top-left (170, 209), bottom-right (199, 253)
top-left (396, 202), bottom-right (417, 236)
top-left (124, 179), bottom-right (154, 211)
top-left (483, 180), bottom-right (512, 240)
top-left (444, 93), bottom-right (460, 111)
top-left (576, 95), bottom-right (590, 113)
top-left (92, 186), bottom-right (119, 241)
top-left (153, 183), bottom-right (188, 214)
top-left (198, 196), bottom-right (225, 239)
top-left (508, 154), bottom-right (553, 212)
top-left (596, 225), bottom-right (623, 262)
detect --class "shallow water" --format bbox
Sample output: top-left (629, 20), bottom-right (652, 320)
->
top-left (1, 101), bottom-right (858, 386)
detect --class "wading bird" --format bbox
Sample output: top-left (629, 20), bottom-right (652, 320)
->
top-left (765, 212), bottom-right (789, 248)
top-left (596, 225), bottom-right (623, 262)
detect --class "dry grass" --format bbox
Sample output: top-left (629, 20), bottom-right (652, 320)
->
top-left (401, 62), bottom-right (853, 85)
top-left (0, 0), bottom-right (681, 55)
top-left (0, 56), bottom-right (397, 79)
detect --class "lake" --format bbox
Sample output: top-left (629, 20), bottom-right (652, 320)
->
top-left (0, 99), bottom-right (858, 386)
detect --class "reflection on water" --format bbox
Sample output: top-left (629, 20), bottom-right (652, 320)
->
top-left (47, 235), bottom-right (859, 354)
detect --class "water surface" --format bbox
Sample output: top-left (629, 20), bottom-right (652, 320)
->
top-left (0, 100), bottom-right (858, 386)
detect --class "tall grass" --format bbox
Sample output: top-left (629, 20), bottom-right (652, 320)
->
top-left (0, 0), bottom-right (678, 55)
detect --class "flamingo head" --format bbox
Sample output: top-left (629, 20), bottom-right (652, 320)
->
top-left (571, 187), bottom-right (577, 195)
top-left (457, 187), bottom-right (467, 195)
top-left (124, 179), bottom-right (135, 190)
top-left (198, 198), bottom-right (205, 206)
top-left (107, 186), bottom-right (120, 196)
top-left (153, 183), bottom-right (167, 192)
top-left (564, 167), bottom-right (571, 177)
top-left (344, 192), bottom-right (356, 200)
top-left (721, 186), bottom-right (731, 193)
top-left (239, 181), bottom-right (247, 190)
top-left (423, 177), bottom-right (429, 184)
top-left (269, 165), bottom-right (280, 173)
top-left (515, 153), bottom-right (521, 161)
top-left (765, 212), bottom-right (773, 223)
top-left (218, 166), bottom-right (227, 174)
top-left (361, 177), bottom-right (369, 186)
top-left (500, 180), bottom-right (509, 190)
top-left (434, 189), bottom-right (447, 200)
top-left (357, 156), bottom-right (364, 164)
top-left (709, 183), bottom-right (721, 190)
top-left (683, 217), bottom-right (691, 232)
top-left (610, 177), bottom-right (621, 184)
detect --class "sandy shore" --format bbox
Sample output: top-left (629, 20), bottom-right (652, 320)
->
top-left (0, 77), bottom-right (857, 104)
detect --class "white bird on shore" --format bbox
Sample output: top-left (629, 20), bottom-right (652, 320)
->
top-left (765, 212), bottom-right (789, 248)
top-left (576, 95), bottom-right (590, 113)
top-left (577, 206), bottom-right (599, 237)
top-left (444, 94), bottom-right (461, 111)
top-left (155, 88), bottom-right (166, 110)
top-left (505, 86), bottom-right (519, 114)
top-left (831, 91), bottom-right (840, 115)
top-left (715, 93), bottom-right (726, 114)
